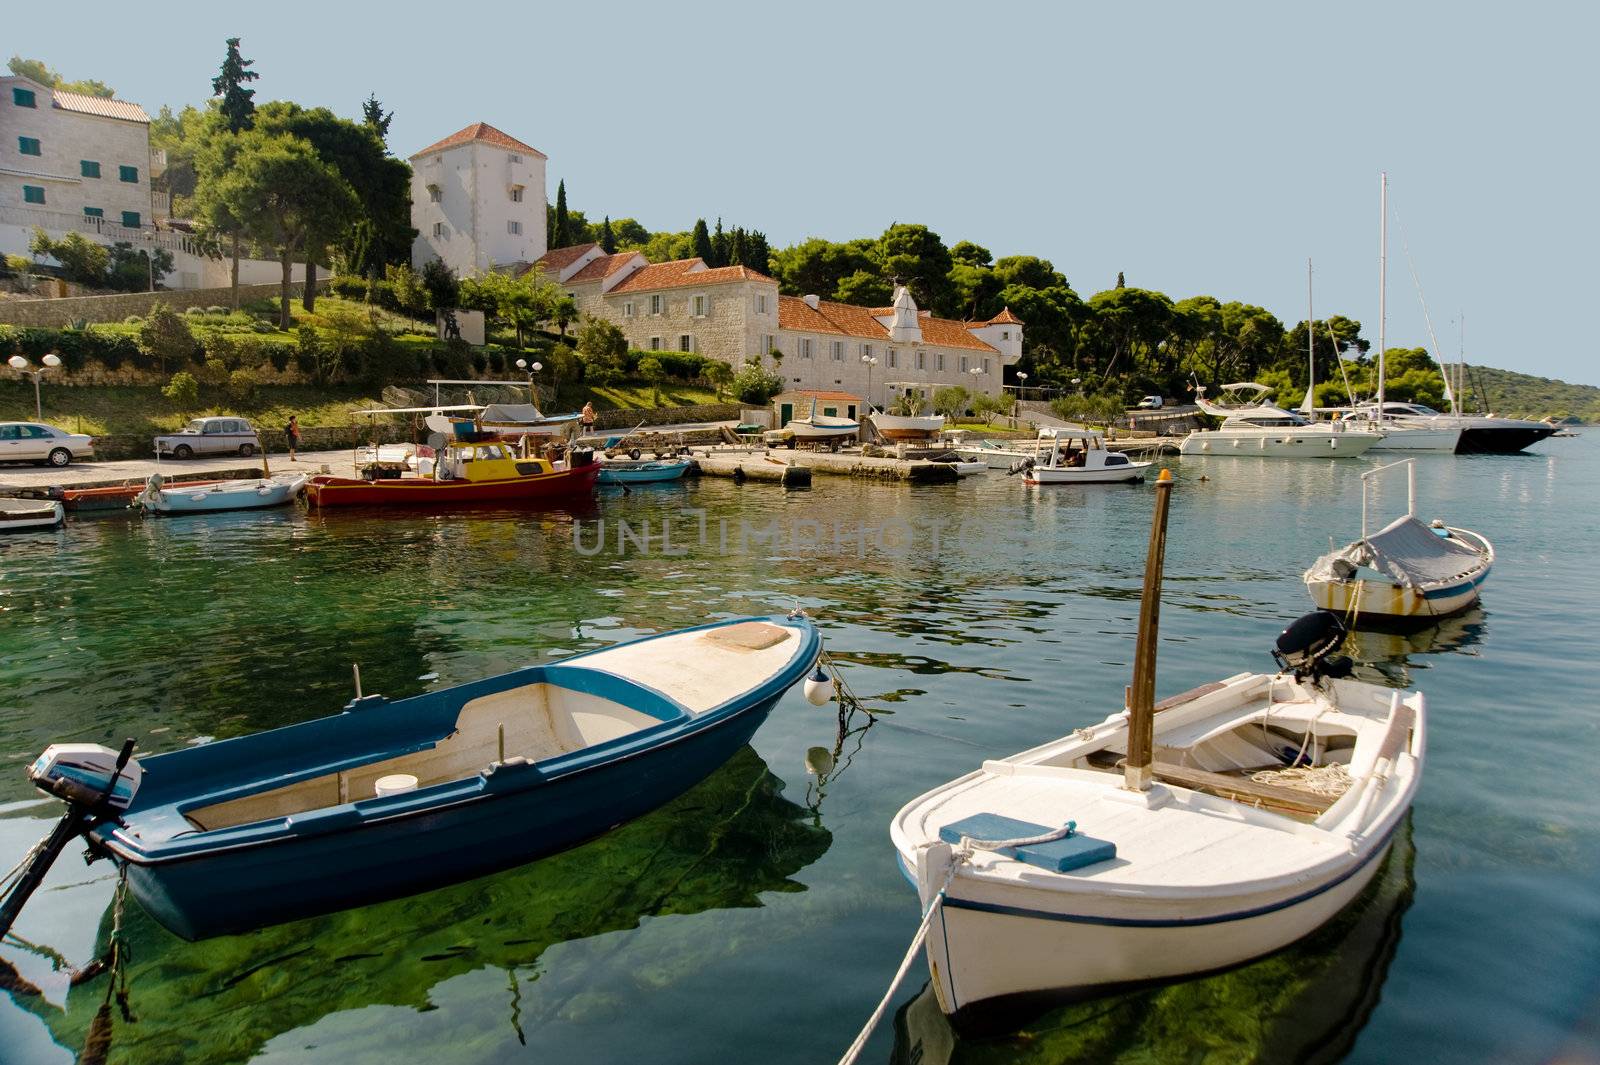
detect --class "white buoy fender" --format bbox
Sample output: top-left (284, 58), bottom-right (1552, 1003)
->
top-left (803, 665), bottom-right (833, 705)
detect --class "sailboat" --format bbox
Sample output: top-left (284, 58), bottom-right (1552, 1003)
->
top-left (1336, 175), bottom-right (1462, 453)
top-left (890, 473), bottom-right (1426, 1019)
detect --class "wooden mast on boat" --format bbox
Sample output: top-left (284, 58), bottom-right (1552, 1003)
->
top-left (1124, 468), bottom-right (1174, 792)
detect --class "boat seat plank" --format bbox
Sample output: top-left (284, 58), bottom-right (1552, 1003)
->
top-left (1150, 761), bottom-right (1335, 816)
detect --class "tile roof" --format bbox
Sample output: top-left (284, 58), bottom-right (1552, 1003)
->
top-left (985, 307), bottom-right (1023, 325)
top-left (412, 122), bottom-right (546, 160)
top-left (606, 258), bottom-right (704, 292)
top-left (50, 89), bottom-right (149, 123)
top-left (566, 252), bottom-right (642, 283)
top-left (533, 243), bottom-right (597, 273)
top-left (780, 296), bottom-right (998, 352)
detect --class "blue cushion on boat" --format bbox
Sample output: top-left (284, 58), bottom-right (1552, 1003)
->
top-left (939, 813), bottom-right (1116, 874)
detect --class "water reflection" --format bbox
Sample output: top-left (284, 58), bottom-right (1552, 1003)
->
top-left (891, 818), bottom-right (1417, 1065)
top-left (28, 746), bottom-right (828, 1065)
top-left (1345, 608), bottom-right (1487, 688)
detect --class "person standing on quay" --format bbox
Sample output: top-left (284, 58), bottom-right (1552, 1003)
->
top-left (285, 415), bottom-right (301, 462)
top-left (580, 402), bottom-right (596, 435)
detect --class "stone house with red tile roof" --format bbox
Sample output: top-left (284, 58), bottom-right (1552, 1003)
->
top-left (409, 122), bottom-right (547, 275)
top-left (531, 242), bottom-right (1022, 408)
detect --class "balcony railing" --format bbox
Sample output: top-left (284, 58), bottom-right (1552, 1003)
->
top-left (0, 203), bottom-right (199, 254)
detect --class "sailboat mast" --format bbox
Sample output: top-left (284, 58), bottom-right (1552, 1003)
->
top-left (1302, 259), bottom-right (1317, 415)
top-left (1378, 172), bottom-right (1387, 409)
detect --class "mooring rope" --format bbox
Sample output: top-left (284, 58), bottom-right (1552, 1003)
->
top-left (834, 851), bottom-right (965, 1065)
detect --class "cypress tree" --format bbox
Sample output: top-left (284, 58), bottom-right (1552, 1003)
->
top-left (599, 215), bottom-right (616, 253)
top-left (746, 231), bottom-right (771, 275)
top-left (211, 37), bottom-right (260, 133)
top-left (553, 180), bottom-right (571, 248)
top-left (1116, 270), bottom-right (1125, 289)
top-left (691, 218), bottom-right (713, 263)
top-left (711, 217), bottom-right (728, 267)
top-left (729, 227), bottom-right (747, 268)
top-left (361, 93), bottom-right (392, 144)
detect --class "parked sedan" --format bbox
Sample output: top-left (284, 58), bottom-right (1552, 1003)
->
top-left (0, 422), bottom-right (96, 467)
top-left (153, 417), bottom-right (262, 459)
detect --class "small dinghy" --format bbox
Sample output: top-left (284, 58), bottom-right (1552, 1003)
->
top-left (136, 472), bottom-right (308, 514)
top-left (597, 456), bottom-right (693, 485)
top-left (0, 496), bottom-right (65, 531)
top-left (1, 616), bottom-right (820, 940)
top-left (1304, 459), bottom-right (1492, 623)
top-left (888, 472), bottom-right (1425, 1022)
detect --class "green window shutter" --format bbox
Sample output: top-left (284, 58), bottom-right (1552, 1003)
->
top-left (18, 136), bottom-right (41, 156)
top-left (23, 185), bottom-right (45, 204)
top-left (80, 160), bottom-right (100, 178)
top-left (119, 165), bottom-right (138, 183)
top-left (84, 207), bottom-right (103, 218)
top-left (12, 87), bottom-right (36, 107)
top-left (121, 211), bottom-right (141, 228)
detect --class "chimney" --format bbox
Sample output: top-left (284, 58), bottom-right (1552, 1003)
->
top-left (802, 294), bottom-right (820, 310)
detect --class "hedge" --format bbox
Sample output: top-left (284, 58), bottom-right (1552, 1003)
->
top-left (625, 349), bottom-right (712, 380)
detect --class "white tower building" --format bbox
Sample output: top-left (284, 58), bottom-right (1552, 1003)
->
top-left (410, 122), bottom-right (546, 276)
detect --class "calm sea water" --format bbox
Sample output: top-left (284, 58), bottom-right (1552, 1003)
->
top-left (2, 437), bottom-right (1597, 1065)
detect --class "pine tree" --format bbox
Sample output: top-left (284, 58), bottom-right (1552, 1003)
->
top-left (553, 180), bottom-right (572, 248)
top-left (361, 94), bottom-right (393, 145)
top-left (691, 218), bottom-right (713, 264)
top-left (211, 38), bottom-right (260, 134)
top-left (599, 216), bottom-right (616, 253)
top-left (710, 218), bottom-right (728, 267)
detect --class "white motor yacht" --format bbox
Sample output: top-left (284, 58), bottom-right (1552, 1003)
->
top-left (1180, 385), bottom-right (1379, 458)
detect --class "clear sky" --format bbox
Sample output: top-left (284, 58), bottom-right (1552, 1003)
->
top-left (10, 1), bottom-right (1597, 383)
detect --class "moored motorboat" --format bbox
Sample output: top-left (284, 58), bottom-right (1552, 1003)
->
top-left (306, 438), bottom-right (599, 508)
top-left (1014, 428), bottom-right (1151, 484)
top-left (8, 616), bottom-right (822, 940)
top-left (1304, 459), bottom-right (1492, 623)
top-left (0, 496), bottom-right (65, 531)
top-left (1181, 384), bottom-right (1380, 457)
top-left (870, 411), bottom-right (946, 441)
top-left (596, 456), bottom-right (693, 485)
top-left (135, 473), bottom-right (308, 514)
top-left (886, 474), bottom-right (1425, 1022)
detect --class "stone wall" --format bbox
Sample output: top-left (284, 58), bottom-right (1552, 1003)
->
top-left (590, 403), bottom-right (741, 429)
top-left (0, 279), bottom-right (328, 328)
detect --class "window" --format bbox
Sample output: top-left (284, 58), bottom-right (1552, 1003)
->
top-left (800, 338), bottom-right (813, 359)
top-left (983, 358), bottom-right (990, 374)
top-left (119, 165), bottom-right (139, 183)
top-left (510, 153), bottom-right (523, 163)
top-left (507, 220), bottom-right (522, 235)
top-left (83, 206), bottom-right (103, 218)
top-left (862, 344), bottom-right (873, 360)
top-left (650, 294), bottom-right (663, 315)
top-left (831, 341), bottom-right (843, 361)
top-left (121, 211), bottom-right (141, 228)
top-left (427, 184), bottom-right (441, 203)
top-left (18, 136), bottom-right (40, 156)
top-left (763, 333), bottom-right (775, 353)
top-left (623, 301), bottom-right (636, 318)
top-left (888, 348), bottom-right (897, 369)
top-left (916, 351), bottom-right (925, 371)
top-left (678, 334), bottom-right (692, 353)
top-left (12, 87), bottom-right (36, 108)
top-left (649, 336), bottom-right (662, 350)
top-left (80, 160), bottom-right (100, 178)
top-left (691, 294), bottom-right (707, 317)
top-left (960, 356), bottom-right (968, 373)
top-left (22, 185), bottom-right (44, 205)
top-left (433, 222), bottom-right (444, 237)
top-left (1001, 330), bottom-right (1010, 340)
top-left (756, 293), bottom-right (768, 313)
top-left (937, 352), bottom-right (946, 371)
top-left (509, 185), bottom-right (524, 202)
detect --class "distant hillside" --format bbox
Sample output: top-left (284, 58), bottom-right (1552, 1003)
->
top-left (1459, 365), bottom-right (1600, 422)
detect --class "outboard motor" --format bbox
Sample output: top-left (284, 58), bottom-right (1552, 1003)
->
top-left (0, 740), bottom-right (138, 941)
top-left (1007, 457), bottom-right (1035, 477)
top-left (1272, 611), bottom-right (1354, 681)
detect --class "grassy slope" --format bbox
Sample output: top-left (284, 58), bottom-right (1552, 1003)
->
top-left (1463, 365), bottom-right (1600, 421)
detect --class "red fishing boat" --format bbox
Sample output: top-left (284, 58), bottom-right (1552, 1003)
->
top-left (305, 439), bottom-right (600, 508)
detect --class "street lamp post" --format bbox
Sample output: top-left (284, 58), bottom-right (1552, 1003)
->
top-left (1016, 371), bottom-right (1029, 414)
top-left (516, 358), bottom-right (544, 406)
top-left (860, 353), bottom-right (878, 410)
top-left (8, 352), bottom-right (62, 420)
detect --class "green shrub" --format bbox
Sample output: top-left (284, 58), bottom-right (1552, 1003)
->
top-left (183, 305), bottom-right (207, 317)
top-left (123, 314), bottom-right (143, 325)
top-left (206, 305), bottom-right (229, 316)
top-left (732, 357), bottom-right (784, 405)
top-left (138, 304), bottom-right (200, 374)
top-left (932, 385), bottom-right (971, 419)
top-left (162, 371), bottom-right (199, 411)
top-left (328, 275), bottom-right (369, 301)
top-left (226, 368), bottom-right (260, 405)
top-left (203, 332), bottom-right (242, 369)
top-left (263, 340), bottom-right (292, 373)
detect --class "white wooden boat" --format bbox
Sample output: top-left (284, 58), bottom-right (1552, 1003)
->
top-left (1304, 460), bottom-right (1492, 622)
top-left (889, 474), bottom-right (1425, 1019)
top-left (136, 473), bottom-right (308, 514)
top-left (946, 460), bottom-right (987, 478)
top-left (1182, 385), bottom-right (1379, 457)
top-left (0, 497), bottom-right (65, 531)
top-left (1016, 428), bottom-right (1151, 484)
top-left (870, 411), bottom-right (945, 441)
top-left (788, 413), bottom-right (859, 441)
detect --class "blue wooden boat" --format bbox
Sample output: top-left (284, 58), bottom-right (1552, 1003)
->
top-left (85, 615), bottom-right (821, 939)
top-left (596, 457), bottom-right (693, 485)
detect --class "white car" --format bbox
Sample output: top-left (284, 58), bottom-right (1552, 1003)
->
top-left (0, 422), bottom-right (96, 467)
top-left (153, 417), bottom-right (262, 459)
top-left (1136, 395), bottom-right (1164, 410)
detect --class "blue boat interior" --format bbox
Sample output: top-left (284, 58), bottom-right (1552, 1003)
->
top-left (116, 663), bottom-right (691, 850)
